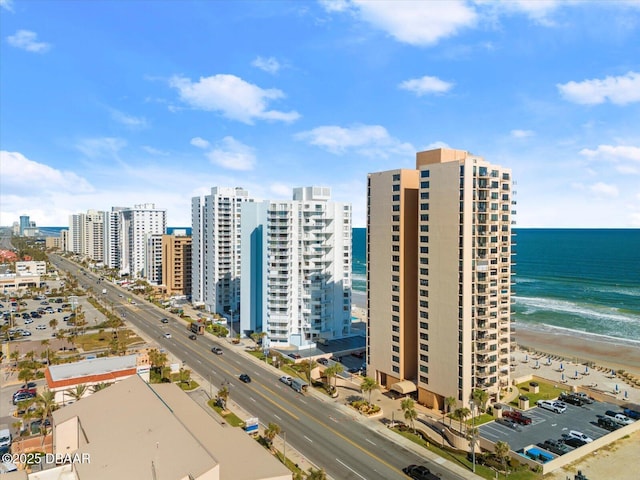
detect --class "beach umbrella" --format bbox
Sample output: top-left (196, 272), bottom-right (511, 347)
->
top-left (584, 366), bottom-right (589, 374)
top-left (615, 384), bottom-right (619, 392)
top-left (560, 363), bottom-right (563, 370)
top-left (525, 354), bottom-right (528, 362)
top-left (535, 360), bottom-right (539, 368)
top-left (561, 373), bottom-right (565, 381)
top-left (611, 369), bottom-right (615, 376)
top-left (575, 370), bottom-right (579, 378)
top-left (624, 391), bottom-right (629, 399)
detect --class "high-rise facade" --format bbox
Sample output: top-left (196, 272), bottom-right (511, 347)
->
top-left (367, 148), bottom-right (514, 409)
top-left (103, 207), bottom-right (126, 270)
top-left (19, 215), bottom-right (30, 236)
top-left (191, 187), bottom-right (253, 315)
top-left (162, 231), bottom-right (192, 297)
top-left (119, 204), bottom-right (166, 278)
top-left (241, 186), bottom-right (352, 347)
top-left (66, 210), bottom-right (104, 262)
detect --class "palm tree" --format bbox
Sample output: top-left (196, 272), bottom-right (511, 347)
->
top-left (217, 385), bottom-right (230, 410)
top-left (332, 363), bottom-right (344, 387)
top-left (91, 382), bottom-right (110, 393)
top-left (10, 350), bottom-right (19, 368)
top-left (404, 407), bottom-right (418, 433)
top-left (250, 331), bottom-right (267, 351)
top-left (360, 376), bottom-right (379, 404)
top-left (472, 388), bottom-right (489, 413)
top-left (459, 407), bottom-right (471, 434)
top-left (148, 349), bottom-right (168, 376)
top-left (179, 368), bottom-right (192, 387)
top-left (36, 390), bottom-right (57, 436)
top-left (301, 359), bottom-right (317, 383)
top-left (305, 467), bottom-right (327, 480)
top-left (66, 384), bottom-right (88, 403)
top-left (324, 365), bottom-right (336, 386)
top-left (18, 368), bottom-right (35, 385)
top-left (494, 440), bottom-right (510, 474)
top-left (445, 396), bottom-right (457, 427)
top-left (40, 339), bottom-right (51, 365)
top-left (263, 422), bottom-right (281, 450)
top-left (401, 397), bottom-right (415, 414)
top-left (49, 318), bottom-right (58, 331)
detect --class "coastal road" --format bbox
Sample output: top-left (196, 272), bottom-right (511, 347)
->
top-left (50, 254), bottom-right (468, 480)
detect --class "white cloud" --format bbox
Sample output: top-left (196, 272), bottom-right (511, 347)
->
top-left (510, 129), bottom-right (535, 138)
top-left (7, 30), bottom-right (51, 53)
top-left (589, 182), bottom-right (619, 197)
top-left (0, 151), bottom-right (93, 194)
top-left (0, 0), bottom-right (14, 12)
top-left (321, 0), bottom-right (477, 46)
top-left (318, 0), bottom-right (349, 12)
top-left (398, 75), bottom-right (453, 96)
top-left (169, 74), bottom-right (300, 124)
top-left (206, 136), bottom-right (256, 171)
top-left (190, 137), bottom-right (211, 149)
top-left (110, 108), bottom-right (148, 129)
top-left (579, 144), bottom-right (640, 162)
top-left (141, 146), bottom-right (169, 156)
top-left (252, 56), bottom-right (281, 74)
top-left (76, 137), bottom-right (126, 159)
top-left (295, 123), bottom-right (414, 156)
top-left (557, 72), bottom-right (640, 105)
top-left (477, 0), bottom-right (564, 26)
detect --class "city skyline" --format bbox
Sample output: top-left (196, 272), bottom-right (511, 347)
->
top-left (2, 1), bottom-right (640, 228)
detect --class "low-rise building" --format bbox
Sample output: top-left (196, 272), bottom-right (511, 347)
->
top-left (45, 374), bottom-right (290, 480)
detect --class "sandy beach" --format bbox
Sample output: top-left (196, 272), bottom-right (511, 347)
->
top-left (352, 290), bottom-right (640, 376)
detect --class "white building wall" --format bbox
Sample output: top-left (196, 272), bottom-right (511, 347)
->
top-left (120, 204), bottom-right (166, 279)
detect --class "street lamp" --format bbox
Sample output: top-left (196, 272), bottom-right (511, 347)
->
top-left (469, 399), bottom-right (476, 473)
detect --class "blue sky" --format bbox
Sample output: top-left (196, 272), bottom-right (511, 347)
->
top-left (1, 0), bottom-right (640, 228)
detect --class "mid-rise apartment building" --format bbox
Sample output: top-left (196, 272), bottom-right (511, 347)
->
top-left (119, 204), bottom-right (166, 278)
top-left (162, 231), bottom-right (192, 297)
top-left (367, 148), bottom-right (514, 409)
top-left (241, 186), bottom-right (352, 347)
top-left (191, 187), bottom-right (253, 315)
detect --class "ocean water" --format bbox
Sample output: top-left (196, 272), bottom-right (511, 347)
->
top-left (351, 228), bottom-right (640, 344)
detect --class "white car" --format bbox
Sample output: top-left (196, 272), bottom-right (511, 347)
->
top-left (279, 375), bottom-right (293, 386)
top-left (35, 324), bottom-right (46, 330)
top-left (568, 430), bottom-right (593, 443)
top-left (536, 400), bottom-right (566, 413)
top-left (24, 319), bottom-right (34, 324)
top-left (163, 333), bottom-right (172, 339)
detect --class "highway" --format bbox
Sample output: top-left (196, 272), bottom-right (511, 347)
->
top-left (50, 254), bottom-right (467, 480)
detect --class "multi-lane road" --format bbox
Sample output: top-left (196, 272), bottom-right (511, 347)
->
top-left (50, 254), bottom-right (467, 480)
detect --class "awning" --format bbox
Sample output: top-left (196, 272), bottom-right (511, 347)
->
top-left (390, 380), bottom-right (417, 394)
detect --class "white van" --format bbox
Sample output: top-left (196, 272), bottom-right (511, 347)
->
top-left (568, 430), bottom-right (593, 443)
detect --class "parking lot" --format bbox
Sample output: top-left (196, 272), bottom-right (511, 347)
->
top-left (479, 399), bottom-right (628, 452)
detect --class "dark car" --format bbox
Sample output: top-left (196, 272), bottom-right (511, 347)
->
top-left (402, 464), bottom-right (439, 480)
top-left (13, 392), bottom-right (36, 405)
top-left (559, 393), bottom-right (584, 406)
top-left (21, 382), bottom-right (37, 389)
top-left (160, 318), bottom-right (169, 324)
top-left (597, 416), bottom-right (620, 431)
top-left (287, 353), bottom-right (301, 360)
top-left (563, 437), bottom-right (587, 448)
top-left (188, 334), bottom-right (197, 340)
top-left (211, 347), bottom-right (223, 355)
top-left (239, 374), bottom-right (251, 383)
top-left (623, 408), bottom-right (640, 420)
top-left (497, 417), bottom-right (521, 431)
top-left (317, 358), bottom-right (329, 366)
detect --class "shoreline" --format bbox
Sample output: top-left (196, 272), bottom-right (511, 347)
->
top-left (352, 290), bottom-right (640, 376)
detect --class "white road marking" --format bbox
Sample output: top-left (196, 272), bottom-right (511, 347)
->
top-left (336, 458), bottom-right (366, 480)
top-left (299, 399), bottom-right (307, 404)
top-left (365, 438), bottom-right (376, 446)
top-left (304, 435), bottom-right (313, 443)
top-left (250, 397), bottom-right (256, 402)
top-left (274, 414), bottom-right (281, 421)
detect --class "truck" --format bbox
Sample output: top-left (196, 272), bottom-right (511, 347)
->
top-left (290, 378), bottom-right (308, 394)
top-left (190, 322), bottom-right (205, 335)
top-left (0, 424), bottom-right (11, 454)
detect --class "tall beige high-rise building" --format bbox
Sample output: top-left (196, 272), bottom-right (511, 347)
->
top-left (162, 231), bottom-right (192, 297)
top-left (367, 148), bottom-right (514, 410)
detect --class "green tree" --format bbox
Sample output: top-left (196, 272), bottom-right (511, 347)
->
top-left (10, 350), bottom-right (19, 367)
top-left (179, 368), bottom-right (192, 387)
top-left (404, 406), bottom-right (418, 433)
top-left (324, 365), bottom-right (336, 386)
top-left (66, 384), bottom-right (88, 402)
top-left (331, 363), bottom-right (344, 387)
top-left (445, 396), bottom-right (457, 426)
top-left (401, 397), bottom-right (415, 414)
top-left (453, 407), bottom-right (471, 434)
top-left (494, 440), bottom-right (510, 473)
top-left (250, 331), bottom-right (267, 351)
top-left (36, 390), bottom-right (57, 436)
top-left (300, 359), bottom-right (317, 383)
top-left (49, 318), bottom-right (58, 331)
top-left (305, 468), bottom-right (327, 480)
top-left (148, 349), bottom-right (168, 375)
top-left (360, 376), bottom-right (379, 404)
top-left (472, 388), bottom-right (489, 412)
top-left (18, 368), bottom-right (35, 385)
top-left (40, 339), bottom-right (51, 365)
top-left (263, 422), bottom-right (281, 450)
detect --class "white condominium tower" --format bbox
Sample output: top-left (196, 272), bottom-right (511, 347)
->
top-left (119, 203), bottom-right (166, 279)
top-left (240, 186), bottom-right (352, 347)
top-left (367, 148), bottom-right (514, 409)
top-left (66, 210), bottom-right (105, 262)
top-left (191, 187), bottom-right (253, 315)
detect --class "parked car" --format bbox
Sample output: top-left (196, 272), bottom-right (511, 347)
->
top-left (317, 358), bottom-right (329, 366)
top-left (12, 391), bottom-right (36, 405)
top-left (597, 416), bottom-right (621, 431)
top-left (211, 347), bottom-right (223, 355)
top-left (279, 375), bottom-right (293, 385)
top-left (537, 400), bottom-right (566, 413)
top-left (239, 374), bottom-right (251, 383)
top-left (538, 439), bottom-right (571, 455)
top-left (604, 411), bottom-right (633, 426)
top-left (563, 436), bottom-right (587, 448)
top-left (559, 393), bottom-right (584, 406)
top-left (623, 408), bottom-right (640, 420)
top-left (573, 392), bottom-right (594, 404)
top-left (503, 410), bottom-right (532, 425)
top-left (287, 353), bottom-right (301, 360)
top-left (497, 418), bottom-right (522, 431)
top-left (402, 464), bottom-right (439, 480)
top-left (568, 430), bottom-right (593, 443)
top-left (36, 324), bottom-right (46, 330)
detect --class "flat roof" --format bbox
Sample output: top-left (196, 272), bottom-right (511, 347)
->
top-left (48, 354), bottom-right (137, 382)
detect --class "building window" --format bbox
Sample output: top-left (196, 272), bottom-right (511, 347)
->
top-left (420, 310), bottom-right (428, 319)
top-left (393, 173), bottom-right (400, 181)
top-left (392, 305), bottom-right (399, 312)
top-left (392, 335), bottom-right (399, 342)
top-left (393, 345), bottom-right (399, 353)
top-left (393, 194), bottom-right (400, 201)
top-left (392, 355), bottom-right (400, 363)
top-left (419, 321), bottom-right (428, 329)
top-left (420, 192), bottom-right (429, 199)
top-left (420, 203), bottom-right (429, 211)
top-left (392, 184), bottom-right (400, 191)
top-left (392, 205), bottom-right (400, 212)
top-left (420, 332), bottom-right (429, 340)
top-left (420, 225), bottom-right (429, 232)
top-left (420, 376), bottom-right (428, 384)
top-left (420, 365), bottom-right (429, 373)
top-left (420, 344), bottom-right (429, 352)
top-left (393, 366), bottom-right (400, 373)
top-left (420, 236), bottom-right (428, 243)
top-left (392, 315), bottom-right (399, 322)
top-left (392, 325), bottom-right (399, 332)
top-left (421, 170), bottom-right (430, 178)
top-left (392, 215), bottom-right (400, 221)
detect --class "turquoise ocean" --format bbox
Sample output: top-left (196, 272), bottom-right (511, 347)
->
top-left (352, 228), bottom-right (640, 345)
